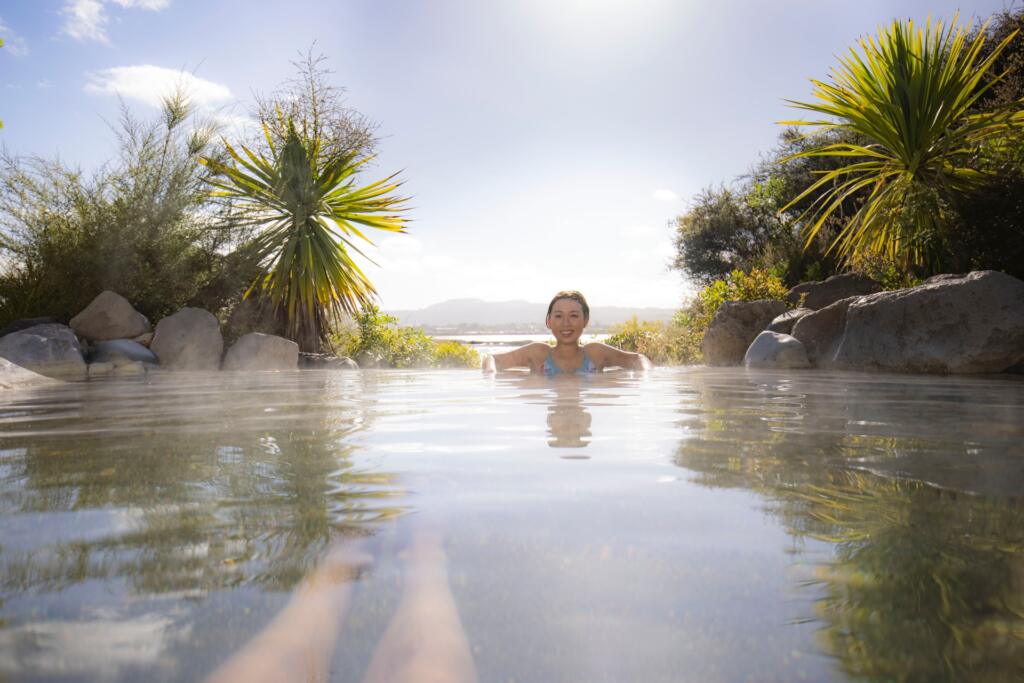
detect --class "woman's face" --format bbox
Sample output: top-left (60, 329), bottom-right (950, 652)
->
top-left (546, 298), bottom-right (588, 343)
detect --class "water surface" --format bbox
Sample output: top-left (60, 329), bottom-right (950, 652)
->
top-left (1, 368), bottom-right (1022, 682)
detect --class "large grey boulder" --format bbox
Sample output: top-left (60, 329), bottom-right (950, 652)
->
top-left (744, 331), bottom-right (810, 369)
top-left (70, 291), bottom-right (151, 341)
top-left (0, 357), bottom-right (59, 390)
top-left (222, 333), bottom-right (298, 371)
top-left (766, 307), bottom-right (813, 335)
top-left (0, 317), bottom-right (58, 339)
top-left (831, 270), bottom-right (1024, 373)
top-left (791, 297), bottom-right (858, 367)
top-left (702, 300), bottom-right (788, 366)
top-left (787, 273), bottom-right (882, 310)
top-left (0, 324), bottom-right (86, 380)
top-left (150, 308), bottom-right (224, 371)
top-left (88, 339), bottom-right (159, 365)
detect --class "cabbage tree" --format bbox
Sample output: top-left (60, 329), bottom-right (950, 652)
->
top-left (780, 15), bottom-right (1022, 270)
top-left (202, 119), bottom-right (407, 352)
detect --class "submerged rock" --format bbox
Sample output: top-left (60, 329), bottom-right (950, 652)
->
top-left (0, 324), bottom-right (86, 380)
top-left (222, 333), bottom-right (298, 371)
top-left (70, 291), bottom-right (150, 341)
top-left (0, 357), bottom-right (59, 390)
top-left (150, 308), bottom-right (224, 371)
top-left (786, 272), bottom-right (882, 310)
top-left (744, 331), bottom-right (810, 369)
top-left (702, 300), bottom-right (788, 366)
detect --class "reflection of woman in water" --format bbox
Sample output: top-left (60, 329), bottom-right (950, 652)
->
top-left (482, 291), bottom-right (651, 374)
top-left (547, 382), bottom-right (592, 451)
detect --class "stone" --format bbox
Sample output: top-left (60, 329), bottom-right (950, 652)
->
top-left (766, 307), bottom-right (814, 335)
top-left (87, 361), bottom-right (115, 378)
top-left (87, 360), bottom-right (148, 378)
top-left (0, 316), bottom-right (58, 339)
top-left (786, 272), bottom-right (882, 310)
top-left (702, 300), bottom-right (788, 366)
top-left (150, 308), bottom-right (224, 371)
top-left (743, 331), bottom-right (811, 369)
top-left (133, 332), bottom-right (154, 347)
top-left (299, 353), bottom-right (360, 370)
top-left (791, 297), bottom-right (858, 367)
top-left (89, 339), bottom-right (159, 365)
top-left (222, 333), bottom-right (298, 371)
top-left (0, 357), bottom-right (59, 390)
top-left (831, 270), bottom-right (1024, 373)
top-left (70, 291), bottom-right (151, 341)
top-left (0, 324), bottom-right (87, 380)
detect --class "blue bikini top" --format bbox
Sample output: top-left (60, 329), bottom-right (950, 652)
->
top-left (543, 350), bottom-right (598, 376)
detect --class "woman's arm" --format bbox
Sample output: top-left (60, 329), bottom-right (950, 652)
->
top-left (586, 342), bottom-right (651, 371)
top-left (482, 342), bottom-right (548, 374)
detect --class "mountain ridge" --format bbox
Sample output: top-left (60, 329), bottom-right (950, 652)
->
top-left (386, 298), bottom-right (676, 332)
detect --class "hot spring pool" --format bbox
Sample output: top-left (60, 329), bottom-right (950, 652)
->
top-left (1, 368), bottom-right (1022, 682)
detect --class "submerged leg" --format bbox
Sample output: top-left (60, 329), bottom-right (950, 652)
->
top-left (362, 531), bottom-right (477, 683)
top-left (205, 540), bottom-right (371, 683)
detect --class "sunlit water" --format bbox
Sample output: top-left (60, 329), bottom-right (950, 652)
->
top-left (1, 368), bottom-right (1023, 682)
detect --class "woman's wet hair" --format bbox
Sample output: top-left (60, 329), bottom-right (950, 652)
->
top-left (547, 290), bottom-right (590, 321)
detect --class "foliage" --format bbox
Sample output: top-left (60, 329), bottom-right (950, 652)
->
top-left (780, 15), bottom-right (1023, 272)
top-left (0, 94), bottom-right (238, 327)
top-left (253, 49), bottom-right (377, 162)
top-left (333, 306), bottom-right (479, 368)
top-left (202, 118), bottom-right (408, 353)
top-left (671, 186), bottom-right (777, 285)
top-left (606, 317), bottom-right (680, 365)
top-left (672, 129), bottom-right (859, 287)
top-left (610, 269), bottom-right (789, 365)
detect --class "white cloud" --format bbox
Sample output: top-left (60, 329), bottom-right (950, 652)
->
top-left (61, 0), bottom-right (170, 44)
top-left (61, 0), bottom-right (109, 44)
top-left (652, 188), bottom-right (679, 202)
top-left (37, 79), bottom-right (53, 89)
top-left (0, 19), bottom-right (29, 57)
top-left (109, 0), bottom-right (170, 8)
top-left (85, 65), bottom-right (233, 108)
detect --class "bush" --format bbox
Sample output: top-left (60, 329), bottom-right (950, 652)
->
top-left (332, 306), bottom-right (479, 368)
top-left (0, 95), bottom-right (244, 327)
top-left (610, 269), bottom-right (789, 366)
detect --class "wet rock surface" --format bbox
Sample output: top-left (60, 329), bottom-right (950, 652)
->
top-left (703, 300), bottom-right (788, 366)
top-left (70, 291), bottom-right (151, 341)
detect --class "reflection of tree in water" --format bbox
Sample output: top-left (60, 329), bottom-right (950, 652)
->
top-left (0, 372), bottom-right (405, 597)
top-left (672, 370), bottom-right (1024, 682)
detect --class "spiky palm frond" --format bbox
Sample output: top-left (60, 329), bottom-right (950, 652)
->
top-left (779, 15), bottom-right (1022, 269)
top-left (201, 122), bottom-right (407, 351)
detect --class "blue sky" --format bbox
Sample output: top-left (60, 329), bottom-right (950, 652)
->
top-left (0, 0), bottom-right (1013, 310)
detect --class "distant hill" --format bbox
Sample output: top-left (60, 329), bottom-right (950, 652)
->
top-left (386, 298), bottom-right (676, 333)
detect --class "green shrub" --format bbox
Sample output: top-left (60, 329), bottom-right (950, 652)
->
top-left (332, 306), bottom-right (478, 368)
top-left (432, 340), bottom-right (480, 368)
top-left (610, 269), bottom-right (789, 366)
top-left (0, 95), bottom-right (244, 327)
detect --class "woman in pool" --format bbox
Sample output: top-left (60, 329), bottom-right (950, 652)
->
top-left (482, 290), bottom-right (651, 374)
